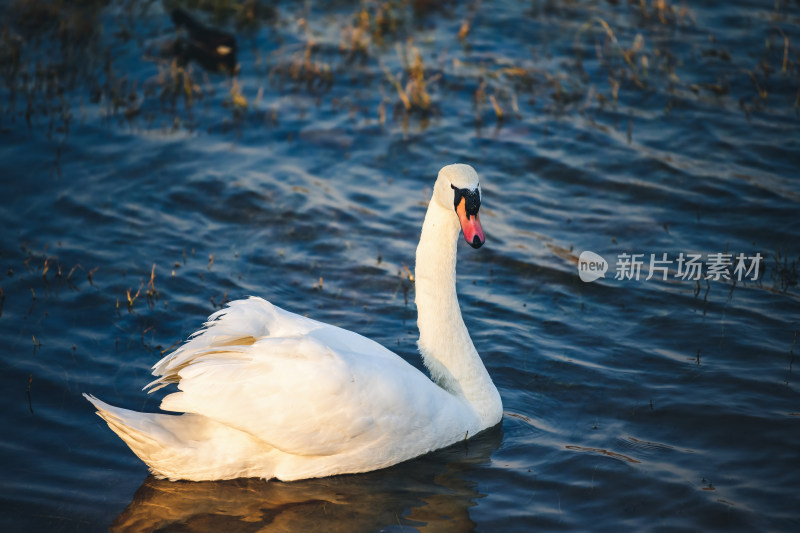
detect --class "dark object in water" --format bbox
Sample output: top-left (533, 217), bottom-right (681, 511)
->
top-left (170, 8), bottom-right (238, 75)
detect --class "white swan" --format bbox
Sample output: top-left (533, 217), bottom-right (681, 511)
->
top-left (84, 163), bottom-right (502, 481)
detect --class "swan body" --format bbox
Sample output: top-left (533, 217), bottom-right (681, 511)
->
top-left (85, 164), bottom-right (502, 481)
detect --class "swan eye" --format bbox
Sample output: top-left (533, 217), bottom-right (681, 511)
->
top-left (451, 184), bottom-right (481, 217)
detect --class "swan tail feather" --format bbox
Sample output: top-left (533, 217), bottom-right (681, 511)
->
top-left (83, 393), bottom-right (274, 481)
top-left (83, 394), bottom-right (176, 474)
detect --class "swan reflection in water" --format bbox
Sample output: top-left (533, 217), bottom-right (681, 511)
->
top-left (112, 425), bottom-right (502, 532)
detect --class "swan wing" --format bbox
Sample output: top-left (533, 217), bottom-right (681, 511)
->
top-left (148, 297), bottom-right (454, 457)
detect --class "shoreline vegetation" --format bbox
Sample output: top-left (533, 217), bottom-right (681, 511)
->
top-left (2, 0), bottom-right (798, 140)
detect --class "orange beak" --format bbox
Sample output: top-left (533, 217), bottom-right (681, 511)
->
top-left (456, 197), bottom-right (485, 249)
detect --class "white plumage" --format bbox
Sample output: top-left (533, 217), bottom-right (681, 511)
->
top-left (85, 163), bottom-right (502, 481)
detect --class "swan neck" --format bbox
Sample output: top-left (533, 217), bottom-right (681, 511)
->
top-left (414, 199), bottom-right (502, 427)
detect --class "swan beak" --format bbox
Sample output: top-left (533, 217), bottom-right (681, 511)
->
top-left (456, 198), bottom-right (485, 249)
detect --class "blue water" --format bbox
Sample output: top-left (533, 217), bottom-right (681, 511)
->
top-left (1, 0), bottom-right (799, 530)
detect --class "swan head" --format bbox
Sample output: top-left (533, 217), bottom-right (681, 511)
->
top-left (435, 164), bottom-right (485, 249)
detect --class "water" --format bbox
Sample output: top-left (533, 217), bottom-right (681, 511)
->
top-left (1, 0), bottom-right (799, 530)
